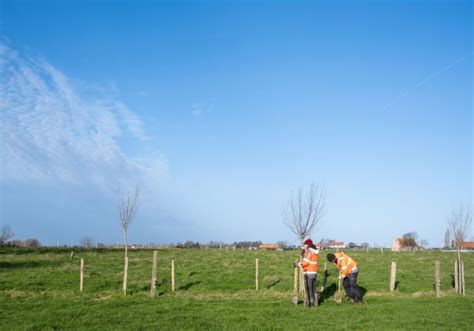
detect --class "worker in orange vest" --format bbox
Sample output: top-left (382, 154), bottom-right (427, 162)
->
top-left (295, 239), bottom-right (319, 307)
top-left (327, 252), bottom-right (362, 304)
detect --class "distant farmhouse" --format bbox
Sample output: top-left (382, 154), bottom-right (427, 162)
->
top-left (391, 238), bottom-right (403, 252)
top-left (459, 241), bottom-right (474, 250)
top-left (316, 241), bottom-right (345, 250)
top-left (327, 241), bottom-right (345, 250)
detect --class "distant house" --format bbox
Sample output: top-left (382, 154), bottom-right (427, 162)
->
top-left (259, 243), bottom-right (281, 251)
top-left (459, 241), bottom-right (474, 250)
top-left (391, 238), bottom-right (403, 252)
top-left (327, 241), bottom-right (345, 250)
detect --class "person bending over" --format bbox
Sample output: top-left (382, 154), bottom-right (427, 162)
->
top-left (327, 252), bottom-right (362, 304)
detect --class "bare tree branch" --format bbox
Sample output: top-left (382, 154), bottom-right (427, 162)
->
top-left (283, 182), bottom-right (326, 244)
top-left (118, 186), bottom-right (140, 259)
top-left (80, 236), bottom-right (94, 248)
top-left (444, 228), bottom-right (451, 249)
top-left (0, 225), bottom-right (15, 246)
top-left (448, 204), bottom-right (472, 248)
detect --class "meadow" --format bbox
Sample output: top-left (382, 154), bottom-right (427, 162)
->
top-left (1, 247), bottom-right (473, 330)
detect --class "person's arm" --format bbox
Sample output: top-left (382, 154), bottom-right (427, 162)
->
top-left (336, 259), bottom-right (345, 278)
top-left (301, 255), bottom-right (310, 268)
top-left (339, 258), bottom-right (351, 277)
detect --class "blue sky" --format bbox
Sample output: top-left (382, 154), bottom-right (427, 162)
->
top-left (0, 0), bottom-right (472, 247)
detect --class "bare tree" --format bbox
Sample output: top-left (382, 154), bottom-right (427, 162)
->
top-left (118, 187), bottom-right (140, 259)
top-left (444, 229), bottom-right (451, 249)
top-left (419, 239), bottom-right (428, 249)
top-left (448, 204), bottom-right (472, 249)
top-left (0, 225), bottom-right (15, 246)
top-left (283, 182), bottom-right (326, 244)
top-left (24, 238), bottom-right (41, 248)
top-left (80, 236), bottom-right (94, 248)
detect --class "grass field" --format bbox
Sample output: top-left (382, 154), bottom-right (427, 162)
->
top-left (1, 247), bottom-right (473, 330)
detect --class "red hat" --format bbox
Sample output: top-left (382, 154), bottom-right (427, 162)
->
top-left (303, 239), bottom-right (313, 246)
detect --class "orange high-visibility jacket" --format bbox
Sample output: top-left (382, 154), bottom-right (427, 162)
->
top-left (301, 248), bottom-right (319, 274)
top-left (335, 252), bottom-right (357, 277)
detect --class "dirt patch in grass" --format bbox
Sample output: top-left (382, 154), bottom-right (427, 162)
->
top-left (174, 290), bottom-right (289, 301)
top-left (4, 289), bottom-right (37, 298)
top-left (94, 294), bottom-right (113, 301)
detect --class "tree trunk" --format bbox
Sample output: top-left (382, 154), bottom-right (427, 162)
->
top-left (298, 237), bottom-right (304, 293)
top-left (123, 256), bottom-right (129, 295)
top-left (435, 260), bottom-right (440, 298)
top-left (123, 229), bottom-right (128, 260)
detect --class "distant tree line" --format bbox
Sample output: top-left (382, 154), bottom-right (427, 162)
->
top-left (232, 241), bottom-right (262, 248)
top-left (0, 225), bottom-right (41, 248)
top-left (346, 242), bottom-right (370, 249)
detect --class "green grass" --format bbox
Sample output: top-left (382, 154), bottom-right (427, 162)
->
top-left (1, 248), bottom-right (473, 330)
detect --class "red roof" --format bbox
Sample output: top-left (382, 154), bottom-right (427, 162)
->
top-left (459, 241), bottom-right (474, 248)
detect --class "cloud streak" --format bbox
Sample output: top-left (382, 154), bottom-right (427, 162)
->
top-left (191, 99), bottom-right (215, 116)
top-left (0, 44), bottom-right (166, 193)
top-left (382, 54), bottom-right (471, 111)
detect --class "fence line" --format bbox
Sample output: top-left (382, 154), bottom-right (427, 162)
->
top-left (65, 251), bottom-right (470, 298)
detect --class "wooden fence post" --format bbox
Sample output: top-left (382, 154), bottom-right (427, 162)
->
top-left (454, 260), bottom-right (459, 293)
top-left (292, 259), bottom-right (298, 305)
top-left (435, 260), bottom-right (440, 298)
top-left (381, 247), bottom-right (383, 254)
top-left (123, 256), bottom-right (129, 295)
top-left (320, 262), bottom-right (328, 292)
top-left (461, 260), bottom-right (465, 296)
top-left (299, 265), bottom-right (304, 293)
top-left (79, 258), bottom-right (84, 292)
top-left (150, 251), bottom-right (158, 297)
top-left (389, 261), bottom-right (397, 292)
top-left (171, 260), bottom-right (175, 292)
top-left (255, 258), bottom-right (259, 291)
top-left (366, 246), bottom-right (369, 253)
top-left (70, 251), bottom-right (74, 262)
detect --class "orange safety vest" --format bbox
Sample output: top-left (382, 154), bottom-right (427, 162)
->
top-left (301, 248), bottom-right (319, 274)
top-left (335, 252), bottom-right (357, 277)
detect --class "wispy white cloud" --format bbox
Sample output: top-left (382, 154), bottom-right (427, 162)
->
top-left (0, 44), bottom-right (166, 193)
top-left (191, 99), bottom-right (215, 116)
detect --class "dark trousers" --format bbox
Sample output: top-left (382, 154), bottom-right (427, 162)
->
top-left (304, 274), bottom-right (318, 306)
top-left (342, 271), bottom-right (362, 301)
